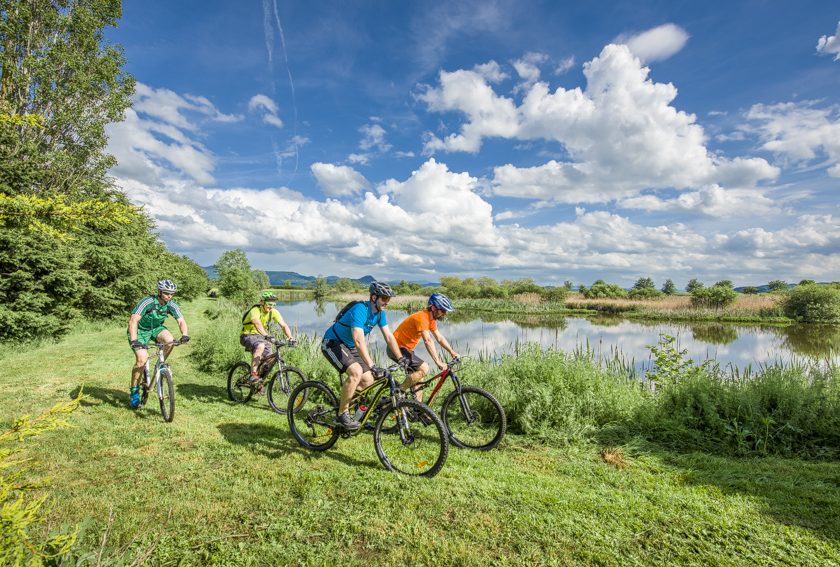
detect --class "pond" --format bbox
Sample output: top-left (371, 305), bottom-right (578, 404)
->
top-left (276, 300), bottom-right (840, 373)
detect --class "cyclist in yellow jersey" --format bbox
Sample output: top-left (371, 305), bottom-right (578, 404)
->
top-left (389, 293), bottom-right (459, 401)
top-left (240, 292), bottom-right (295, 382)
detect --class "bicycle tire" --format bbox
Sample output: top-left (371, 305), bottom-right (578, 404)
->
top-left (159, 366), bottom-right (175, 423)
top-left (227, 361), bottom-right (255, 403)
top-left (374, 399), bottom-right (448, 478)
top-left (287, 380), bottom-right (340, 451)
top-left (140, 366), bottom-right (150, 406)
top-left (267, 366), bottom-right (307, 415)
top-left (440, 386), bottom-right (506, 450)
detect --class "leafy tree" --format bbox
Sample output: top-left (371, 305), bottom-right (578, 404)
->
top-left (798, 279), bottom-right (816, 286)
top-left (686, 278), bottom-right (704, 293)
top-left (690, 282), bottom-right (737, 309)
top-left (563, 280), bottom-right (574, 291)
top-left (661, 279), bottom-right (676, 295)
top-left (583, 280), bottom-right (628, 299)
top-left (283, 279), bottom-right (293, 288)
top-left (313, 275), bottom-right (329, 300)
top-left (742, 286), bottom-right (759, 295)
top-left (629, 276), bottom-right (662, 299)
top-left (214, 250), bottom-right (260, 306)
top-left (783, 283), bottom-right (840, 323)
top-left (334, 277), bottom-right (356, 293)
top-left (767, 280), bottom-right (789, 292)
top-left (715, 280), bottom-right (734, 289)
top-left (251, 269), bottom-right (269, 291)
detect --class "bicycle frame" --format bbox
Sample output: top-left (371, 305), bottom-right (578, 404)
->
top-left (340, 365), bottom-right (406, 433)
top-left (410, 358), bottom-right (464, 404)
top-left (143, 343), bottom-right (172, 398)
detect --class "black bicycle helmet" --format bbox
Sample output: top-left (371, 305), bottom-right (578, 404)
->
top-left (369, 281), bottom-right (396, 297)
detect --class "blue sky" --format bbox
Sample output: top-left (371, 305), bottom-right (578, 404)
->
top-left (105, 0), bottom-right (840, 288)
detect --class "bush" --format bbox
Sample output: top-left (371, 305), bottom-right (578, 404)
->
top-left (583, 280), bottom-right (628, 299)
top-left (1, 396), bottom-right (83, 563)
top-left (628, 287), bottom-right (663, 299)
top-left (467, 345), bottom-right (644, 443)
top-left (690, 284), bottom-right (737, 308)
top-left (637, 363), bottom-right (840, 456)
top-left (783, 284), bottom-right (840, 323)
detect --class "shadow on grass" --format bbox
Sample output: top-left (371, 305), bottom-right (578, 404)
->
top-left (178, 382), bottom-right (289, 415)
top-left (176, 382), bottom-right (228, 403)
top-left (599, 432), bottom-right (840, 543)
top-left (217, 421), bottom-right (378, 472)
top-left (71, 384), bottom-right (124, 408)
top-left (70, 385), bottom-right (168, 421)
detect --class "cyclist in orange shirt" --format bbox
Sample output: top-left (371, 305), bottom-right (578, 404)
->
top-left (389, 293), bottom-right (460, 401)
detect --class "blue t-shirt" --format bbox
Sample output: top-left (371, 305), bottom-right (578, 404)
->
top-left (324, 301), bottom-right (387, 348)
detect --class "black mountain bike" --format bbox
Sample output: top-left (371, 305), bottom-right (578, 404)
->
top-left (227, 337), bottom-right (306, 414)
top-left (287, 364), bottom-right (449, 478)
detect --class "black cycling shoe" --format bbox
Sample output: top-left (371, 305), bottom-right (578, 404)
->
top-left (335, 411), bottom-right (361, 431)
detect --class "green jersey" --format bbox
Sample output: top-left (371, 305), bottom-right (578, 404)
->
top-left (131, 295), bottom-right (183, 331)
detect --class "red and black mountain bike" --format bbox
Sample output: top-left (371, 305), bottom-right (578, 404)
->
top-left (409, 357), bottom-right (506, 450)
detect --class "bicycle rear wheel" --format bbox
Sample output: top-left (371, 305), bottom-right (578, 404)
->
top-left (227, 361), bottom-right (255, 403)
top-left (374, 399), bottom-right (448, 478)
top-left (287, 381), bottom-right (340, 451)
top-left (267, 366), bottom-right (306, 414)
top-left (440, 386), bottom-right (506, 450)
top-left (158, 366), bottom-right (175, 423)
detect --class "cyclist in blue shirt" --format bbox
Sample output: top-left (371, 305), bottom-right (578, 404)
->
top-left (321, 281), bottom-right (406, 431)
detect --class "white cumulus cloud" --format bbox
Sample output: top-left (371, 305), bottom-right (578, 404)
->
top-left (817, 20), bottom-right (840, 61)
top-left (621, 23), bottom-right (689, 63)
top-left (311, 163), bottom-right (371, 197)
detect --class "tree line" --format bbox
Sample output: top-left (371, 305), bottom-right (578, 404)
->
top-left (1, 1), bottom-right (208, 343)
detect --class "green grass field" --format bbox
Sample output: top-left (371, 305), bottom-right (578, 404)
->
top-left (3, 298), bottom-right (839, 565)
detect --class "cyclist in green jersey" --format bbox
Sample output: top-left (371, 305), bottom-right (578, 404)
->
top-left (240, 291), bottom-right (295, 383)
top-left (127, 280), bottom-right (190, 408)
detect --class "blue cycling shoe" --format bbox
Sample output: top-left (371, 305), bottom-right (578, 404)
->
top-left (129, 386), bottom-right (141, 409)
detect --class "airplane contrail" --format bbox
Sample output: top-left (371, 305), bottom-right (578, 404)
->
top-left (272, 0), bottom-right (299, 174)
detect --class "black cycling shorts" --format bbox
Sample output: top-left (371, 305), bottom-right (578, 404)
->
top-left (320, 340), bottom-right (371, 375)
top-left (388, 347), bottom-right (426, 372)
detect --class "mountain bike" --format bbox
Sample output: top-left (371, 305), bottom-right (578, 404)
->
top-left (287, 364), bottom-right (449, 478)
top-left (408, 357), bottom-right (506, 450)
top-left (139, 339), bottom-right (185, 423)
top-left (227, 337), bottom-right (306, 414)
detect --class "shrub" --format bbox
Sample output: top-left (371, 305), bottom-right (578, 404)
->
top-left (690, 283), bottom-right (737, 308)
top-left (628, 287), bottom-right (663, 299)
top-left (583, 280), bottom-right (628, 299)
top-left (467, 345), bottom-right (644, 443)
top-left (783, 284), bottom-right (840, 323)
top-left (1, 396), bottom-right (82, 564)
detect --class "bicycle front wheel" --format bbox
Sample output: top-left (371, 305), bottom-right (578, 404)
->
top-left (227, 361), bottom-right (255, 403)
top-left (440, 386), bottom-right (506, 450)
top-left (287, 381), bottom-right (340, 451)
top-left (267, 366), bottom-right (307, 414)
top-left (374, 399), bottom-right (448, 478)
top-left (158, 367), bottom-right (175, 423)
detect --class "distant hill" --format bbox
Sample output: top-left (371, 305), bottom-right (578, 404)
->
top-left (203, 266), bottom-right (377, 287)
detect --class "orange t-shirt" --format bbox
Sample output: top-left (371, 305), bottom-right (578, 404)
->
top-left (393, 310), bottom-right (437, 350)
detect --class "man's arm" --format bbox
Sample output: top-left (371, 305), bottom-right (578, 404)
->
top-left (352, 326), bottom-right (375, 368)
top-left (273, 310), bottom-right (294, 340)
top-left (431, 329), bottom-right (459, 360)
top-left (127, 313), bottom-right (141, 342)
top-left (380, 325), bottom-right (403, 362)
top-left (177, 317), bottom-right (189, 338)
top-left (422, 329), bottom-right (447, 370)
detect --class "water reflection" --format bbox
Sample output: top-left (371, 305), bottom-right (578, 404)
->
top-left (274, 300), bottom-right (840, 371)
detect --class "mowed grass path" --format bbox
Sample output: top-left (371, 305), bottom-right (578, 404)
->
top-left (2, 299), bottom-right (839, 565)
